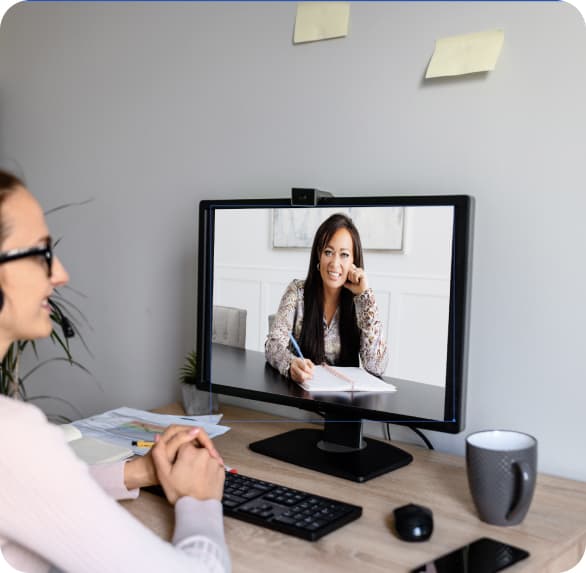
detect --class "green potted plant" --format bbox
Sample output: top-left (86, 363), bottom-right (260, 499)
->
top-left (179, 350), bottom-right (219, 415)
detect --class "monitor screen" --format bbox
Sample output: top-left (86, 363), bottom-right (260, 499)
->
top-left (197, 195), bottom-right (471, 481)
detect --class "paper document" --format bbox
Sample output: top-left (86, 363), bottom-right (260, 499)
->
top-left (425, 29), bottom-right (504, 79)
top-left (294, 2), bottom-right (350, 44)
top-left (72, 407), bottom-right (230, 455)
top-left (60, 424), bottom-right (134, 465)
top-left (300, 365), bottom-right (397, 393)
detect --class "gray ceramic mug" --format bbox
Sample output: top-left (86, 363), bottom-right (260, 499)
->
top-left (466, 430), bottom-right (537, 526)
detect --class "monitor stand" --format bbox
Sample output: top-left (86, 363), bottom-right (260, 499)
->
top-left (249, 414), bottom-right (413, 483)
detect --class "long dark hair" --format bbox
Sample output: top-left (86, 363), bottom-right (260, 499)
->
top-left (299, 213), bottom-right (364, 366)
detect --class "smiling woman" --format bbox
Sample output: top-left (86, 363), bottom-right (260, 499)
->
top-left (0, 169), bottom-right (230, 573)
top-left (0, 180), bottom-right (69, 346)
top-left (265, 212), bottom-right (389, 385)
top-left (0, 180), bottom-right (91, 404)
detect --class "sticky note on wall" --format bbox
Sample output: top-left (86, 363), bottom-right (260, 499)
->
top-left (294, 2), bottom-right (350, 44)
top-left (426, 29), bottom-right (504, 78)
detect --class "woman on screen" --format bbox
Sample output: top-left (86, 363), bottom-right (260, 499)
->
top-left (265, 212), bottom-right (388, 384)
top-left (0, 170), bottom-right (229, 573)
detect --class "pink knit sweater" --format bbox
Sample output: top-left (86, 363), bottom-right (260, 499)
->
top-left (0, 396), bottom-right (230, 573)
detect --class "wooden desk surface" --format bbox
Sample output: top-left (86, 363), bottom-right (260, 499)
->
top-left (121, 404), bottom-right (586, 573)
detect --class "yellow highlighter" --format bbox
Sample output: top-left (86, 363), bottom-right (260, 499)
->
top-left (132, 440), bottom-right (155, 448)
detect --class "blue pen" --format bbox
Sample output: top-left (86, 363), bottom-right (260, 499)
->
top-left (289, 332), bottom-right (304, 360)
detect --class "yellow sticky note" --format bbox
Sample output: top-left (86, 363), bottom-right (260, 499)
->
top-left (426, 29), bottom-right (504, 78)
top-left (294, 2), bottom-right (350, 44)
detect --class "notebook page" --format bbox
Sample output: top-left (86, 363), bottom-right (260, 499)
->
top-left (60, 423), bottom-right (83, 442)
top-left (301, 365), bottom-right (397, 392)
top-left (67, 436), bottom-right (134, 465)
top-left (301, 365), bottom-right (351, 391)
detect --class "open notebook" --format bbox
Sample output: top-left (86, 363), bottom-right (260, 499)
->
top-left (300, 364), bottom-right (397, 392)
top-left (60, 424), bottom-right (135, 465)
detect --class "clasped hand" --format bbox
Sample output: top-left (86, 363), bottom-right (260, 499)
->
top-left (124, 425), bottom-right (225, 503)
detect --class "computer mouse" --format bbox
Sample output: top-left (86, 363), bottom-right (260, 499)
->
top-left (393, 503), bottom-right (434, 542)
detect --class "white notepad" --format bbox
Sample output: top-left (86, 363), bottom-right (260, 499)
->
top-left (60, 424), bottom-right (134, 465)
top-left (300, 365), bottom-right (397, 392)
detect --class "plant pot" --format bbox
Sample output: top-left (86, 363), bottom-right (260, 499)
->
top-left (180, 383), bottom-right (219, 415)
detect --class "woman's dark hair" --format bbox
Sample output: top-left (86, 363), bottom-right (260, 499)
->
top-left (0, 169), bottom-right (25, 244)
top-left (299, 213), bottom-right (364, 366)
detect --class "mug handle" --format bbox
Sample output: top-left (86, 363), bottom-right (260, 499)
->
top-left (506, 460), bottom-right (534, 522)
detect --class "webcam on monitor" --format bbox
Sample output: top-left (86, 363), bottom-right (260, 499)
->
top-left (291, 187), bottom-right (333, 206)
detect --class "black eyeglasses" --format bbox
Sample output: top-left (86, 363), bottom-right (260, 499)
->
top-left (0, 240), bottom-right (53, 277)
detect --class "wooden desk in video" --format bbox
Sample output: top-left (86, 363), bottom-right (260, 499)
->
top-left (120, 404), bottom-right (586, 573)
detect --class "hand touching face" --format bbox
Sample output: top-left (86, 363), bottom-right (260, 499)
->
top-left (343, 263), bottom-right (369, 296)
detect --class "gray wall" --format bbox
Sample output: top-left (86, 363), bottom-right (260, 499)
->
top-left (0, 2), bottom-right (585, 481)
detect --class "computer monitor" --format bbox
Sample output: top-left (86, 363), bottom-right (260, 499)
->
top-left (196, 194), bottom-right (471, 482)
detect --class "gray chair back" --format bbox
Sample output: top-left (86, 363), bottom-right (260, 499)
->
top-left (212, 305), bottom-right (247, 348)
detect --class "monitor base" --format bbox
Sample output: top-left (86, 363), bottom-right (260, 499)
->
top-left (249, 428), bottom-right (413, 483)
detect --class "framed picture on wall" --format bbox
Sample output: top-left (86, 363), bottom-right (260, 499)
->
top-left (272, 207), bottom-right (404, 250)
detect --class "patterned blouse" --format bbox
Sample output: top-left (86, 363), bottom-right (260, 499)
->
top-left (265, 279), bottom-right (389, 378)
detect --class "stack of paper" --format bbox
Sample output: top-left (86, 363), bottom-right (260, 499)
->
top-left (62, 406), bottom-right (231, 460)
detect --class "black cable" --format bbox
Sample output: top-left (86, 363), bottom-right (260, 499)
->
top-left (409, 427), bottom-right (434, 450)
top-left (384, 423), bottom-right (391, 441)
top-left (383, 423), bottom-right (434, 450)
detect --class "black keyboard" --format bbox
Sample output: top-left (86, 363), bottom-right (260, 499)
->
top-left (144, 471), bottom-right (362, 541)
top-left (221, 471), bottom-right (362, 541)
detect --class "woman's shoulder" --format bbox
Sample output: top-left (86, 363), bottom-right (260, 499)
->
top-left (291, 278), bottom-right (305, 290)
top-left (0, 396), bottom-right (81, 479)
top-left (0, 395), bottom-right (46, 422)
top-left (293, 279), bottom-right (306, 301)
top-left (283, 278), bottom-right (305, 296)
top-left (0, 396), bottom-right (49, 440)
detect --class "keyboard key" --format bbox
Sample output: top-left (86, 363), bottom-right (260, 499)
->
top-left (274, 515), bottom-right (297, 525)
top-left (223, 492), bottom-right (246, 504)
top-left (242, 489), bottom-right (264, 500)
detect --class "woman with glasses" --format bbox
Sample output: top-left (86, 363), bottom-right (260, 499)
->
top-left (0, 170), bottom-right (230, 573)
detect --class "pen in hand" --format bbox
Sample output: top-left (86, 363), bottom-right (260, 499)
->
top-left (289, 332), bottom-right (304, 360)
top-left (289, 332), bottom-right (314, 381)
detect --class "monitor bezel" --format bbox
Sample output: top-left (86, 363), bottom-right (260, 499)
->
top-left (196, 194), bottom-right (470, 433)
